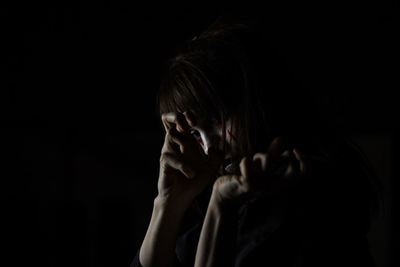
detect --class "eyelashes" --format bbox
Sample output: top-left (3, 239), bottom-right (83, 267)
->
top-left (190, 127), bottom-right (237, 147)
top-left (190, 129), bottom-right (204, 145)
top-left (190, 129), bottom-right (201, 138)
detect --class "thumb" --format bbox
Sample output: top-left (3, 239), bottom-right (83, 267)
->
top-left (293, 148), bottom-right (309, 176)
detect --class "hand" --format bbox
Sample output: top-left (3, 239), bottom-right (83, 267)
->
top-left (211, 137), bottom-right (309, 207)
top-left (158, 112), bottom-right (224, 208)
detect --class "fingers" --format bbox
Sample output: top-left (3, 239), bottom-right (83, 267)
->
top-left (266, 138), bottom-right (309, 179)
top-left (253, 153), bottom-right (268, 172)
top-left (280, 148), bottom-right (309, 179)
top-left (183, 110), bottom-right (197, 127)
top-left (162, 125), bottom-right (199, 155)
top-left (251, 150), bottom-right (301, 177)
top-left (237, 155), bottom-right (270, 196)
top-left (253, 149), bottom-right (290, 175)
top-left (267, 136), bottom-right (286, 161)
top-left (212, 148), bottom-right (311, 203)
top-left (168, 127), bottom-right (195, 154)
top-left (246, 149), bottom-right (305, 190)
top-left (238, 157), bottom-right (253, 193)
top-left (283, 161), bottom-right (295, 178)
top-left (161, 111), bottom-right (200, 155)
top-left (293, 148), bottom-right (308, 176)
top-left (276, 148), bottom-right (306, 179)
top-left (249, 154), bottom-right (271, 190)
top-left (161, 129), bottom-right (180, 154)
top-left (167, 127), bottom-right (186, 147)
top-left (239, 157), bottom-right (250, 182)
top-left (161, 112), bottom-right (191, 133)
top-left (160, 152), bottom-right (195, 179)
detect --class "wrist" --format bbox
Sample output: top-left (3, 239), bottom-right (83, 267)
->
top-left (209, 189), bottom-right (240, 216)
top-left (154, 194), bottom-right (191, 216)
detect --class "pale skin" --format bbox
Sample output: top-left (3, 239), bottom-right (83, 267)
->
top-left (139, 111), bottom-right (308, 267)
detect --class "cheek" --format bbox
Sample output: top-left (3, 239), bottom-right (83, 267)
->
top-left (198, 138), bottom-right (204, 146)
top-left (199, 132), bottom-right (221, 154)
top-left (197, 133), bottom-right (208, 153)
top-left (225, 128), bottom-right (238, 144)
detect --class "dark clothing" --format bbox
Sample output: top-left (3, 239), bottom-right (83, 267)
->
top-left (131, 194), bottom-right (375, 267)
top-left (131, 139), bottom-right (377, 267)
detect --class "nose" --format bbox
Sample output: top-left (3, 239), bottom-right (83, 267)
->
top-left (198, 130), bottom-right (221, 156)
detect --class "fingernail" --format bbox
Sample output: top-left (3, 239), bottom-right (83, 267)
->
top-left (280, 150), bottom-right (290, 157)
top-left (293, 148), bottom-right (301, 160)
top-left (177, 125), bottom-right (186, 133)
top-left (184, 111), bottom-right (196, 125)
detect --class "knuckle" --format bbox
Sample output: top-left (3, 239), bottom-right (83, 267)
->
top-left (239, 176), bottom-right (250, 192)
top-left (168, 111), bottom-right (177, 117)
top-left (182, 165), bottom-right (193, 175)
top-left (177, 161), bottom-right (186, 171)
top-left (253, 152), bottom-right (265, 157)
top-left (160, 151), bottom-right (173, 161)
top-left (159, 153), bottom-right (167, 163)
top-left (239, 157), bottom-right (247, 166)
top-left (165, 132), bottom-right (173, 142)
top-left (162, 112), bottom-right (177, 123)
top-left (176, 112), bottom-right (185, 121)
top-left (180, 163), bottom-right (187, 172)
top-left (280, 150), bottom-right (290, 157)
top-left (242, 184), bottom-right (250, 194)
top-left (176, 113), bottom-right (189, 129)
top-left (169, 127), bottom-right (179, 137)
top-left (253, 152), bottom-right (267, 160)
top-left (166, 127), bottom-right (173, 134)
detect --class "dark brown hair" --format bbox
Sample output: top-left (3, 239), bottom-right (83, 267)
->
top-left (156, 14), bottom-right (384, 231)
top-left (157, 15), bottom-right (313, 157)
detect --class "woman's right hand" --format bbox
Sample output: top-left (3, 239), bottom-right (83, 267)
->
top-left (157, 112), bottom-right (224, 209)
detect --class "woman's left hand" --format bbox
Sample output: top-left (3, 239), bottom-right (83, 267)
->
top-left (211, 137), bottom-right (309, 207)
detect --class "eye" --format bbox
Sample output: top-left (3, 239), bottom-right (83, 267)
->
top-left (190, 129), bottom-right (204, 146)
top-left (190, 129), bottom-right (201, 139)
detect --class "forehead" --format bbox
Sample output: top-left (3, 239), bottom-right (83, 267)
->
top-left (192, 116), bottom-right (233, 135)
top-left (191, 114), bottom-right (221, 127)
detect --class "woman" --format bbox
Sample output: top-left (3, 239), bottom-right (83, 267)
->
top-left (131, 14), bottom-right (382, 267)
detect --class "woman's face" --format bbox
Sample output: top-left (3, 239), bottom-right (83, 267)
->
top-left (188, 116), bottom-right (241, 175)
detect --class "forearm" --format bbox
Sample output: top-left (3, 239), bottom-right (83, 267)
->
top-left (139, 195), bottom-right (188, 267)
top-left (194, 193), bottom-right (238, 267)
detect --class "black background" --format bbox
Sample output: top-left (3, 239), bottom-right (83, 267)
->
top-left (1, 1), bottom-right (398, 266)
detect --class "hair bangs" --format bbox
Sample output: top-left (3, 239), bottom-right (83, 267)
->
top-left (159, 57), bottom-right (225, 122)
